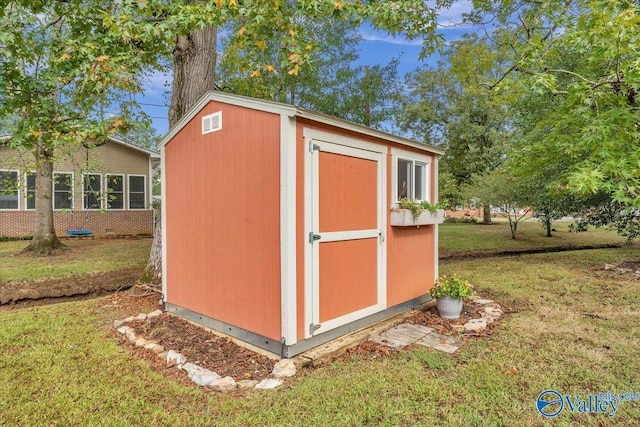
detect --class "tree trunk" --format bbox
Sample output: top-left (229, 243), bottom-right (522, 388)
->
top-left (23, 144), bottom-right (65, 255)
top-left (509, 219), bottom-right (518, 240)
top-left (482, 204), bottom-right (492, 224)
top-left (142, 26), bottom-right (217, 286)
top-left (168, 27), bottom-right (218, 127)
top-left (544, 218), bottom-right (553, 237)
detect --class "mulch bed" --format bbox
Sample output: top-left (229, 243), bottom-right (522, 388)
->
top-left (124, 313), bottom-right (276, 383)
top-left (116, 292), bottom-right (509, 389)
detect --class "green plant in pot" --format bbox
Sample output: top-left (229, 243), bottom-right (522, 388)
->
top-left (430, 274), bottom-right (474, 319)
top-left (398, 198), bottom-right (447, 220)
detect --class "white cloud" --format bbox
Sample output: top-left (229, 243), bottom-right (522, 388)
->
top-left (435, 0), bottom-right (475, 29)
top-left (359, 1), bottom-right (475, 46)
top-left (359, 31), bottom-right (424, 46)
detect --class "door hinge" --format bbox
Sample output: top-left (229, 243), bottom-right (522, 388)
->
top-left (309, 232), bottom-right (321, 244)
top-left (309, 141), bottom-right (320, 152)
top-left (309, 323), bottom-right (321, 335)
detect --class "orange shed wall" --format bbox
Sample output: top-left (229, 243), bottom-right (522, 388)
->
top-left (386, 149), bottom-right (436, 307)
top-left (294, 120), bottom-right (437, 340)
top-left (165, 101), bottom-right (282, 340)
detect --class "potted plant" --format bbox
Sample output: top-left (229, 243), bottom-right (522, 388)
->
top-left (429, 274), bottom-right (474, 319)
top-left (390, 198), bottom-right (447, 226)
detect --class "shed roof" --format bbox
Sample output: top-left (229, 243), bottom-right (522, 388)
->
top-left (159, 91), bottom-right (444, 156)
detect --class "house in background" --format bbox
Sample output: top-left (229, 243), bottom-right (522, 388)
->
top-left (161, 91), bottom-right (444, 358)
top-left (0, 136), bottom-right (159, 238)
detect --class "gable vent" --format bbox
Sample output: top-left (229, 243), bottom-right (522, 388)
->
top-left (202, 111), bottom-right (222, 135)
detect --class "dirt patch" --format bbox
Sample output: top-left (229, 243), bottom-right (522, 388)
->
top-left (440, 243), bottom-right (624, 262)
top-left (0, 268), bottom-right (142, 309)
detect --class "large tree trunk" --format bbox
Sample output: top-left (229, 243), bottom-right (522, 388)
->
top-left (23, 144), bottom-right (65, 255)
top-left (168, 27), bottom-right (218, 127)
top-left (142, 26), bottom-right (217, 286)
top-left (482, 204), bottom-right (492, 224)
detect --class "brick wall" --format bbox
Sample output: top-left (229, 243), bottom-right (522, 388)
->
top-left (0, 210), bottom-right (155, 238)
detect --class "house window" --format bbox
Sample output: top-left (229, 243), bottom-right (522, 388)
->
top-left (25, 172), bottom-right (36, 210)
top-left (396, 158), bottom-right (429, 201)
top-left (128, 175), bottom-right (146, 210)
top-left (0, 170), bottom-right (19, 210)
top-left (106, 174), bottom-right (124, 210)
top-left (202, 111), bottom-right (222, 134)
top-left (83, 174), bottom-right (102, 210)
top-left (53, 173), bottom-right (73, 210)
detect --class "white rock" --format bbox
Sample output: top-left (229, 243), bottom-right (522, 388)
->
top-left (150, 344), bottom-right (165, 354)
top-left (166, 350), bottom-right (186, 365)
top-left (134, 313), bottom-right (147, 321)
top-left (126, 331), bottom-right (137, 342)
top-left (272, 358), bottom-right (296, 378)
top-left (180, 362), bottom-right (200, 375)
top-left (193, 370), bottom-right (221, 387)
top-left (181, 363), bottom-right (221, 386)
top-left (464, 318), bottom-right (487, 332)
top-left (255, 378), bottom-right (283, 390)
top-left (209, 376), bottom-right (237, 392)
top-left (483, 307), bottom-right (503, 323)
top-left (134, 338), bottom-right (148, 347)
top-left (158, 351), bottom-right (168, 360)
top-left (474, 298), bottom-right (494, 305)
top-left (116, 326), bottom-right (131, 335)
top-left (237, 380), bottom-right (259, 390)
top-left (143, 340), bottom-right (159, 350)
top-left (113, 319), bottom-right (125, 329)
top-left (147, 309), bottom-right (163, 319)
top-left (123, 316), bottom-right (135, 323)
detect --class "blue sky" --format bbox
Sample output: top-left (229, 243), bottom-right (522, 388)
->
top-left (142, 1), bottom-right (475, 137)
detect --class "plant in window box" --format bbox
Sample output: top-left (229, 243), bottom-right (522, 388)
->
top-left (429, 274), bottom-right (474, 319)
top-left (390, 198), bottom-right (447, 226)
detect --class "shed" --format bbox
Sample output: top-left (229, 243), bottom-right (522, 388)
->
top-left (160, 91), bottom-right (445, 357)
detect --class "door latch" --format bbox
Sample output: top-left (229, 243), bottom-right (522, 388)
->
top-left (309, 232), bottom-right (322, 244)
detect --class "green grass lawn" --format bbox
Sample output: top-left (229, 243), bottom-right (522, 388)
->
top-left (439, 220), bottom-right (633, 256)
top-left (1, 246), bottom-right (639, 425)
top-left (0, 238), bottom-right (151, 283)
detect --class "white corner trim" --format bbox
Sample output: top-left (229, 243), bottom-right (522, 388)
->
top-left (280, 114), bottom-right (297, 345)
top-left (161, 145), bottom-right (168, 302)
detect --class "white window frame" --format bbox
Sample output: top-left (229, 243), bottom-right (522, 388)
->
top-left (391, 148), bottom-right (432, 204)
top-left (53, 172), bottom-right (74, 211)
top-left (202, 111), bottom-right (222, 135)
top-left (127, 174), bottom-right (147, 210)
top-left (105, 174), bottom-right (125, 211)
top-left (0, 169), bottom-right (20, 211)
top-left (83, 173), bottom-right (102, 210)
top-left (25, 172), bottom-right (36, 210)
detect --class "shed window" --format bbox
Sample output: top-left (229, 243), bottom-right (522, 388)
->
top-left (106, 174), bottom-right (124, 210)
top-left (0, 170), bottom-right (19, 210)
top-left (83, 174), bottom-right (102, 210)
top-left (128, 175), bottom-right (146, 209)
top-left (202, 111), bottom-right (222, 134)
top-left (54, 173), bottom-right (73, 210)
top-left (396, 158), bottom-right (428, 201)
top-left (26, 173), bottom-right (36, 210)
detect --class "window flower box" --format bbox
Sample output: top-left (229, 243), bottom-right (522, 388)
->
top-left (390, 208), bottom-right (445, 226)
